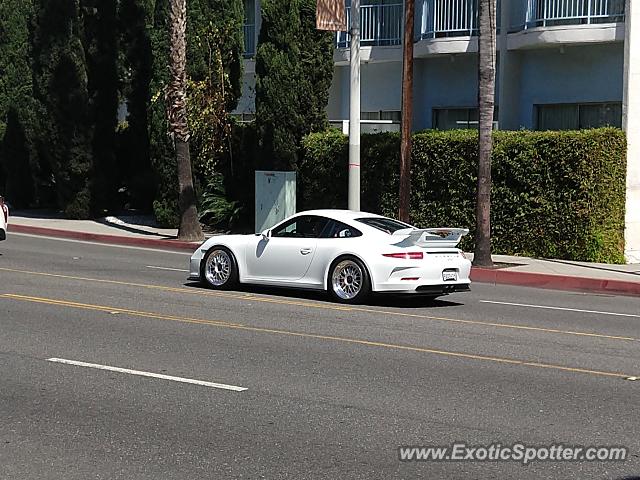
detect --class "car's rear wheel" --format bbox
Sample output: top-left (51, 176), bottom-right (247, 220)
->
top-left (328, 256), bottom-right (371, 304)
top-left (201, 247), bottom-right (239, 290)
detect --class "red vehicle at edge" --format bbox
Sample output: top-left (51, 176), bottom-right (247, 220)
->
top-left (0, 196), bottom-right (8, 241)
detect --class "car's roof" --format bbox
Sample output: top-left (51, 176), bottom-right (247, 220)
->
top-left (298, 209), bottom-right (386, 221)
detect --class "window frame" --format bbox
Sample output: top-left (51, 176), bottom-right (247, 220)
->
top-left (432, 106), bottom-right (499, 131)
top-left (534, 102), bottom-right (623, 131)
top-left (319, 219), bottom-right (363, 239)
top-left (270, 215), bottom-right (330, 239)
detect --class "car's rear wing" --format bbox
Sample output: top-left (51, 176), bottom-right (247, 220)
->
top-left (391, 227), bottom-right (469, 248)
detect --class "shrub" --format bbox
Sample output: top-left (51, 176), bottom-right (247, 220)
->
top-left (198, 173), bottom-right (243, 232)
top-left (300, 128), bottom-right (626, 263)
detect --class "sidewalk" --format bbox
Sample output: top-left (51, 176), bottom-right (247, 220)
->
top-left (6, 211), bottom-right (640, 297)
top-left (8, 211), bottom-right (200, 251)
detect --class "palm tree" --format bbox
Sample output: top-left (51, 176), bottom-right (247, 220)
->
top-left (167, 0), bottom-right (204, 241)
top-left (473, 0), bottom-right (496, 267)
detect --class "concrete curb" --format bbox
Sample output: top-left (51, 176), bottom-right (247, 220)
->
top-left (10, 224), bottom-right (200, 252)
top-left (471, 267), bottom-right (640, 297)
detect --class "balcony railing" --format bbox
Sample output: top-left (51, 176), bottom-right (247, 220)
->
top-left (524, 0), bottom-right (625, 28)
top-left (421, 0), bottom-right (478, 38)
top-left (332, 0), bottom-right (623, 50)
top-left (243, 23), bottom-right (256, 57)
top-left (336, 3), bottom-right (403, 48)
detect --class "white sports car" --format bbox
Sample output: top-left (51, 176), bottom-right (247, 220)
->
top-left (189, 209), bottom-right (471, 304)
top-left (0, 196), bottom-right (7, 241)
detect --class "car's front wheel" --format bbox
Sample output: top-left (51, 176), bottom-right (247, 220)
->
top-left (328, 256), bottom-right (371, 304)
top-left (201, 247), bottom-right (239, 290)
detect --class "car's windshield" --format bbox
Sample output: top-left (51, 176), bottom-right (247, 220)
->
top-left (355, 217), bottom-right (414, 234)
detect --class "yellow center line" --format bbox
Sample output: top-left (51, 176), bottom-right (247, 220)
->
top-left (0, 266), bottom-right (635, 342)
top-left (0, 293), bottom-right (241, 328)
top-left (1, 293), bottom-right (636, 380)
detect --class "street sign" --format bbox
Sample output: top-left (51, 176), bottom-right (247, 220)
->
top-left (316, 0), bottom-right (347, 32)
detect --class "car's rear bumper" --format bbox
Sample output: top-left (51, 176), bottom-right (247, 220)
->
top-left (415, 283), bottom-right (470, 295)
top-left (371, 256), bottom-right (472, 293)
top-left (376, 282), bottom-right (471, 295)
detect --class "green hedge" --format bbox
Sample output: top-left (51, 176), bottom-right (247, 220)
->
top-left (300, 128), bottom-right (627, 263)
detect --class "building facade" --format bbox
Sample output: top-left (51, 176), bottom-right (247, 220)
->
top-left (238, 0), bottom-right (640, 262)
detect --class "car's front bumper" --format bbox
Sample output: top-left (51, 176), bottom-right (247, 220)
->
top-left (188, 249), bottom-right (205, 282)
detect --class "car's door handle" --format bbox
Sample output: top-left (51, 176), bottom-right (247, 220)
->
top-left (300, 248), bottom-right (313, 255)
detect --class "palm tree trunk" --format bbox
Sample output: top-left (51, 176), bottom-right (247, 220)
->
top-left (473, 0), bottom-right (496, 267)
top-left (167, 0), bottom-right (203, 241)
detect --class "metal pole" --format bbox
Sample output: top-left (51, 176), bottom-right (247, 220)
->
top-left (349, 0), bottom-right (361, 211)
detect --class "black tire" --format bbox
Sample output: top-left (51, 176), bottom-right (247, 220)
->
top-left (327, 255), bottom-right (371, 304)
top-left (200, 246), bottom-right (239, 290)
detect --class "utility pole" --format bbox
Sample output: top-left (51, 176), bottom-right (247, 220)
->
top-left (348, 0), bottom-right (361, 211)
top-left (398, 0), bottom-right (415, 223)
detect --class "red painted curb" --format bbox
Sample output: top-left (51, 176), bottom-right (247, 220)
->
top-left (10, 224), bottom-right (640, 296)
top-left (471, 267), bottom-right (640, 297)
top-left (10, 224), bottom-right (200, 252)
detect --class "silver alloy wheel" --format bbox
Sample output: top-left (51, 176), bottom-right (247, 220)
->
top-left (204, 249), bottom-right (232, 286)
top-left (331, 260), bottom-right (363, 300)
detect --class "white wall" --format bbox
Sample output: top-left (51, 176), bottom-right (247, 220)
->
top-left (623, 0), bottom-right (640, 262)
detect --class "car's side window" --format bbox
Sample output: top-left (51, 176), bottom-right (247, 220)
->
top-left (319, 220), bottom-right (362, 239)
top-left (271, 216), bottom-right (329, 239)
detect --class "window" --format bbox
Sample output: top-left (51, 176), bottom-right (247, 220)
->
top-left (361, 111), bottom-right (401, 122)
top-left (244, 0), bottom-right (255, 23)
top-left (356, 217), bottom-right (413, 234)
top-left (535, 103), bottom-right (622, 130)
top-left (243, 0), bottom-right (256, 57)
top-left (320, 220), bottom-right (362, 238)
top-left (271, 215), bottom-right (329, 239)
top-left (433, 107), bottom-right (498, 130)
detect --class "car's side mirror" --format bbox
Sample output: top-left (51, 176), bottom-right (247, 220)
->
top-left (261, 229), bottom-right (271, 239)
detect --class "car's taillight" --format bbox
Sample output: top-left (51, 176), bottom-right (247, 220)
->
top-left (382, 252), bottom-right (423, 260)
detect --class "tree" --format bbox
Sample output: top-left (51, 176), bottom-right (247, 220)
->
top-left (167, 0), bottom-right (204, 240)
top-left (118, 0), bottom-right (156, 210)
top-left (297, 0), bottom-right (335, 133)
top-left (186, 0), bottom-right (244, 180)
top-left (148, 0), bottom-right (180, 226)
top-left (1, 108), bottom-right (34, 206)
top-left (32, 0), bottom-right (94, 219)
top-left (187, 0), bottom-right (244, 109)
top-left (473, 0), bottom-right (497, 267)
top-left (0, 0), bottom-right (39, 206)
top-left (255, 0), bottom-right (334, 171)
top-left (149, 0), bottom-right (244, 227)
top-left (83, 0), bottom-right (120, 213)
top-left (255, 0), bottom-right (303, 171)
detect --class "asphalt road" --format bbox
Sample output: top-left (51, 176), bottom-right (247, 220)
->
top-left (1, 233), bottom-right (639, 479)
